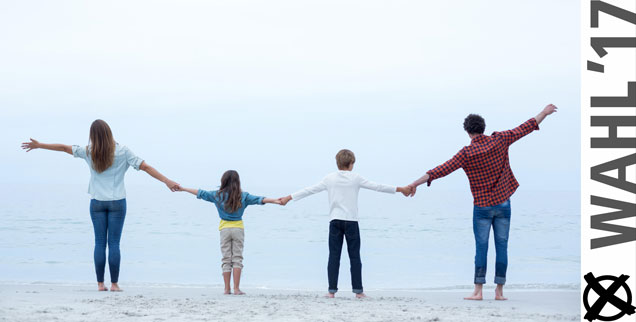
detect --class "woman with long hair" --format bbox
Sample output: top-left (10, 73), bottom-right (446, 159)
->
top-left (21, 119), bottom-right (180, 292)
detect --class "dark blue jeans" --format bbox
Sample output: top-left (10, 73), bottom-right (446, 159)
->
top-left (473, 199), bottom-right (511, 285)
top-left (89, 199), bottom-right (126, 283)
top-left (328, 219), bottom-right (363, 294)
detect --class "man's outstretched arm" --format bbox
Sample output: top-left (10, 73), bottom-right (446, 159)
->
top-left (408, 149), bottom-right (465, 196)
top-left (499, 104), bottom-right (558, 145)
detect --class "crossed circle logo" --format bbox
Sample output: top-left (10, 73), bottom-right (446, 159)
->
top-left (583, 272), bottom-right (636, 321)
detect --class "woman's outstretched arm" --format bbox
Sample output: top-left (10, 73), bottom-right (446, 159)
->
top-left (139, 161), bottom-right (180, 192)
top-left (21, 138), bottom-right (72, 155)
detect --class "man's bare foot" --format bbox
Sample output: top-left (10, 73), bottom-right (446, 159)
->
top-left (97, 283), bottom-right (108, 292)
top-left (464, 284), bottom-right (483, 300)
top-left (325, 293), bottom-right (335, 298)
top-left (233, 289), bottom-right (245, 295)
top-left (495, 285), bottom-right (507, 300)
top-left (355, 293), bottom-right (368, 299)
top-left (463, 293), bottom-right (483, 300)
top-left (110, 283), bottom-right (122, 292)
top-left (224, 289), bottom-right (232, 295)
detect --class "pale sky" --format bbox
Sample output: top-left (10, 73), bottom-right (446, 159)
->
top-left (0, 0), bottom-right (579, 193)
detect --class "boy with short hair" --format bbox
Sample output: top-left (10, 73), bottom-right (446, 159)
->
top-left (279, 149), bottom-right (411, 298)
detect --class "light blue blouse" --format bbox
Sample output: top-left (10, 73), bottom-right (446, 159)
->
top-left (72, 143), bottom-right (144, 201)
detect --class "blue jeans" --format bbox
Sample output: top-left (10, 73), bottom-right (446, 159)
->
top-left (473, 199), bottom-right (511, 285)
top-left (89, 199), bottom-right (126, 283)
top-left (328, 220), bottom-right (363, 294)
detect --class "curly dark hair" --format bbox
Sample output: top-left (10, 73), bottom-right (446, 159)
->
top-left (463, 114), bottom-right (486, 134)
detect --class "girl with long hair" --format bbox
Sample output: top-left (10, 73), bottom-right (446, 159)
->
top-left (178, 170), bottom-right (281, 295)
top-left (22, 119), bottom-right (180, 292)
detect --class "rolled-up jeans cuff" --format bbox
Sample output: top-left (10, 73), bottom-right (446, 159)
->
top-left (328, 289), bottom-right (337, 294)
top-left (494, 276), bottom-right (506, 285)
top-left (352, 289), bottom-right (363, 294)
top-left (474, 277), bottom-right (486, 284)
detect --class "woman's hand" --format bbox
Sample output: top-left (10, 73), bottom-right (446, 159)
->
top-left (165, 179), bottom-right (181, 192)
top-left (21, 138), bottom-right (40, 152)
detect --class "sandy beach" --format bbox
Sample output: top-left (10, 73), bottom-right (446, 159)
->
top-left (0, 283), bottom-right (580, 322)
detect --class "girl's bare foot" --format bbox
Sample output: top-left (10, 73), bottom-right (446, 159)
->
top-left (495, 285), bottom-right (507, 300)
top-left (233, 289), bottom-right (245, 295)
top-left (110, 283), bottom-right (123, 292)
top-left (464, 284), bottom-right (483, 300)
top-left (325, 293), bottom-right (335, 298)
top-left (97, 283), bottom-right (108, 292)
top-left (355, 293), bottom-right (368, 299)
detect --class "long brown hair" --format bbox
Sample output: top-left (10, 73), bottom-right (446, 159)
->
top-left (88, 119), bottom-right (115, 173)
top-left (216, 170), bottom-right (243, 213)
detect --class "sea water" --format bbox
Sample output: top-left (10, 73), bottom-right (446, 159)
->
top-left (0, 183), bottom-right (579, 291)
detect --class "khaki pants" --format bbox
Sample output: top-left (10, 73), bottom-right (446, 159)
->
top-left (220, 228), bottom-right (244, 272)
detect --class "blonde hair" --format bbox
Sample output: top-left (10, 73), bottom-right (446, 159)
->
top-left (335, 149), bottom-right (356, 170)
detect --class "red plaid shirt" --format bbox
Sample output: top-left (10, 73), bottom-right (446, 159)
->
top-left (426, 118), bottom-right (540, 207)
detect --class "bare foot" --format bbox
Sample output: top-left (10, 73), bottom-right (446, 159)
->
top-left (463, 293), bottom-right (483, 300)
top-left (495, 294), bottom-right (508, 300)
top-left (325, 293), bottom-right (335, 298)
top-left (464, 284), bottom-right (483, 300)
top-left (224, 289), bottom-right (232, 295)
top-left (233, 289), bottom-right (245, 295)
top-left (110, 284), bottom-right (123, 292)
top-left (495, 286), bottom-right (507, 300)
top-left (97, 283), bottom-right (108, 292)
top-left (355, 293), bottom-right (368, 299)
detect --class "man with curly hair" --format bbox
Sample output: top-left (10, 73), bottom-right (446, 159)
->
top-left (407, 104), bottom-right (558, 300)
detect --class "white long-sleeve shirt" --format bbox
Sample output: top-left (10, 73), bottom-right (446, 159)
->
top-left (291, 171), bottom-right (396, 222)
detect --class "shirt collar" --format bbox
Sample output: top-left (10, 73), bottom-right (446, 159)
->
top-left (471, 134), bottom-right (487, 143)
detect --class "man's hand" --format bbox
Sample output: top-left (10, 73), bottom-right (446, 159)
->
top-left (535, 104), bottom-right (558, 124)
top-left (279, 195), bottom-right (292, 206)
top-left (407, 183), bottom-right (417, 197)
top-left (396, 186), bottom-right (412, 197)
top-left (21, 138), bottom-right (40, 152)
top-left (542, 104), bottom-right (558, 116)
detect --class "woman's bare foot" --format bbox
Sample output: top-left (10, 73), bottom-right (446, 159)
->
top-left (463, 284), bottom-right (483, 300)
top-left (97, 283), bottom-right (108, 292)
top-left (325, 293), bottom-right (335, 298)
top-left (495, 285), bottom-right (507, 300)
top-left (233, 289), bottom-right (245, 295)
top-left (355, 293), bottom-right (368, 299)
top-left (110, 283), bottom-right (123, 292)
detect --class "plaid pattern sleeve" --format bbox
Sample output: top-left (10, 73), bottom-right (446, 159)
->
top-left (496, 118), bottom-right (539, 146)
top-left (425, 148), bottom-right (466, 186)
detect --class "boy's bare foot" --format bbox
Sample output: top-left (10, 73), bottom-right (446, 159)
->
top-left (233, 289), bottom-right (245, 295)
top-left (464, 284), bottom-right (483, 300)
top-left (325, 293), bottom-right (335, 298)
top-left (495, 284), bottom-right (507, 300)
top-left (97, 283), bottom-right (108, 292)
top-left (355, 293), bottom-right (367, 299)
top-left (110, 283), bottom-right (122, 292)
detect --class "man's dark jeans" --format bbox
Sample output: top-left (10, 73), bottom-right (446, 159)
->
top-left (328, 219), bottom-right (363, 294)
top-left (473, 199), bottom-right (511, 285)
